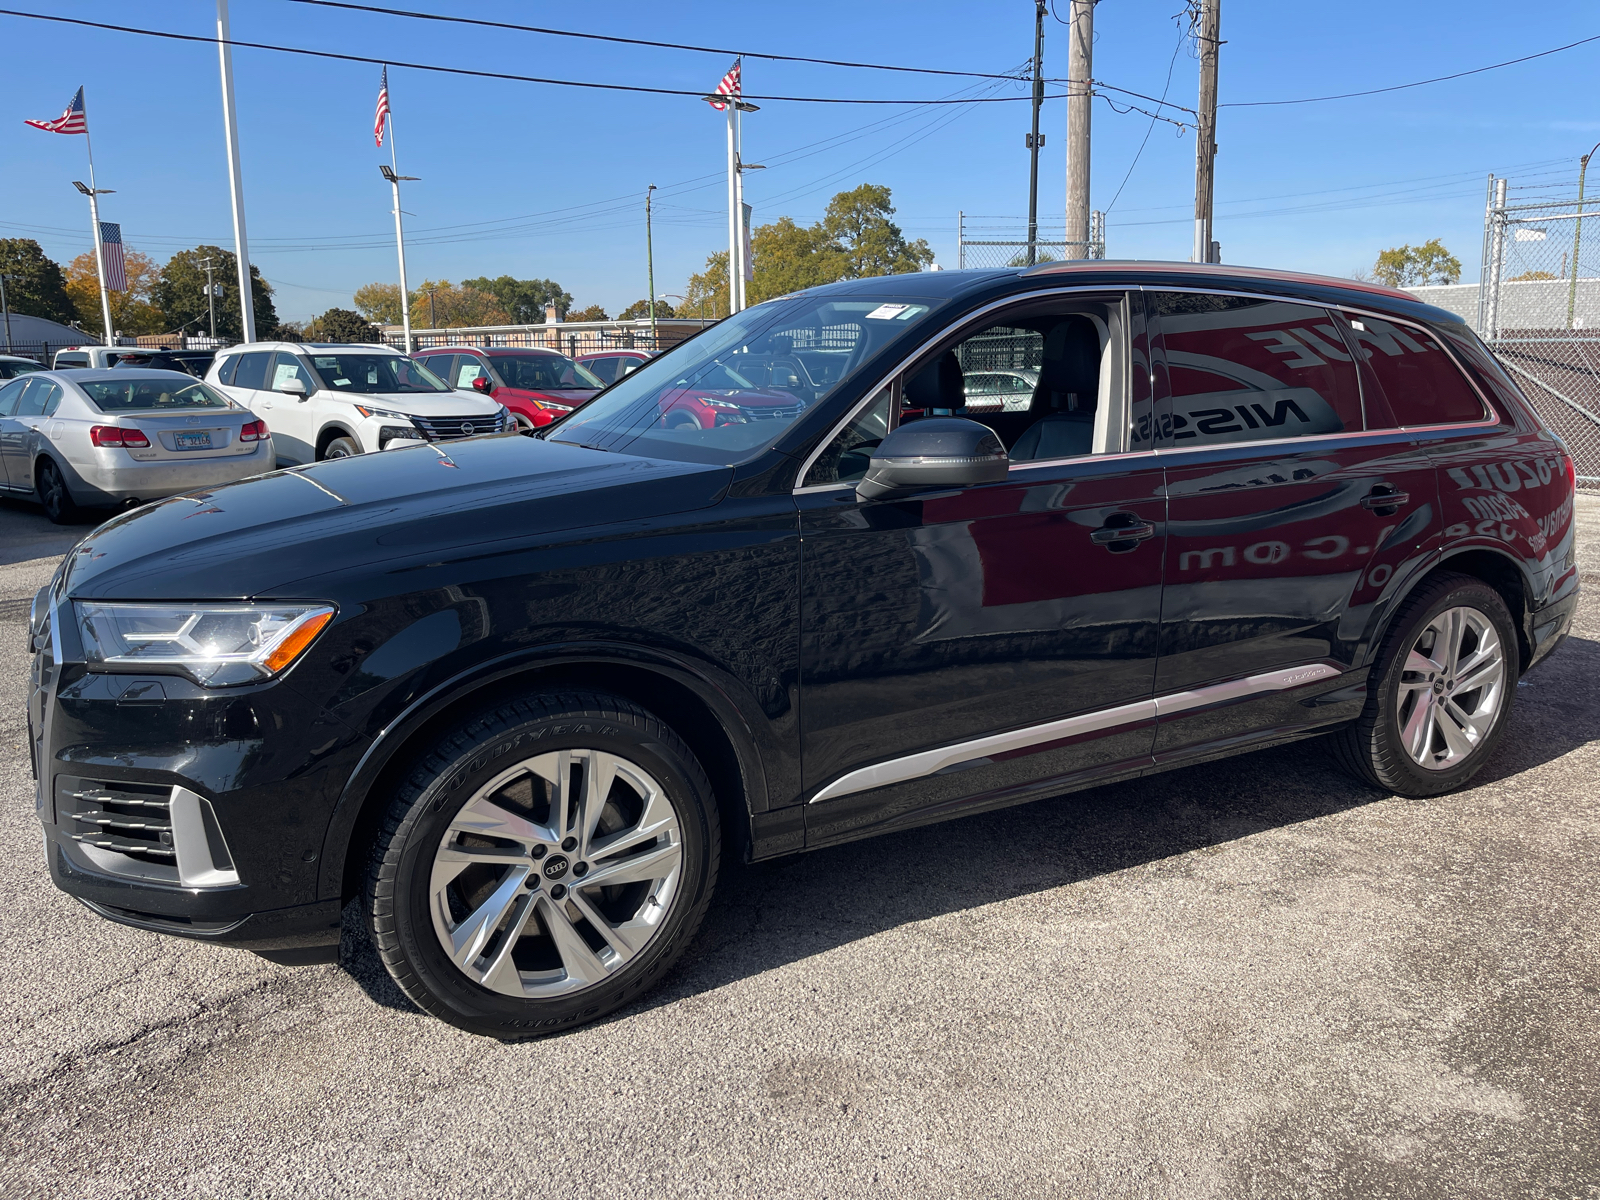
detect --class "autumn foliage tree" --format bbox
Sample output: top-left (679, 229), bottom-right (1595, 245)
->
top-left (66, 248), bottom-right (164, 336)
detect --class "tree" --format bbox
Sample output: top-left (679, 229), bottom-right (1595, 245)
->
top-left (569, 303), bottom-right (610, 322)
top-left (819, 184), bottom-right (934, 279)
top-left (685, 252), bottom-right (730, 320)
top-left (0, 238), bottom-right (76, 325)
top-left (302, 307), bottom-right (377, 343)
top-left (410, 280), bottom-right (511, 328)
top-left (616, 299), bottom-right (676, 320)
top-left (1509, 270), bottom-right (1557, 282)
top-left (65, 248), bottom-right (164, 336)
top-left (353, 281), bottom-right (403, 325)
top-left (1372, 239), bottom-right (1462, 287)
top-left (153, 246), bottom-right (276, 340)
top-left (748, 216), bottom-right (840, 303)
top-left (461, 275), bottom-right (573, 323)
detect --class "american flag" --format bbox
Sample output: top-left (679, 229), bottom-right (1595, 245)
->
top-left (374, 66), bottom-right (390, 147)
top-left (25, 86), bottom-right (87, 135)
top-left (708, 59), bottom-right (741, 110)
top-left (99, 223), bottom-right (127, 292)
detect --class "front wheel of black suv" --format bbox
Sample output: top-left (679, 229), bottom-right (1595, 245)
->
top-left (1331, 571), bottom-right (1518, 798)
top-left (366, 692), bottom-right (721, 1039)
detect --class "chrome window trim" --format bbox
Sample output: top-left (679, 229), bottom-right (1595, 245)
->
top-left (791, 284), bottom-right (1131, 493)
top-left (808, 662), bottom-right (1342, 804)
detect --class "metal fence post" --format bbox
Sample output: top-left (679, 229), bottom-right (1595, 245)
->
top-left (1486, 178), bottom-right (1508, 341)
top-left (1477, 173), bottom-right (1496, 336)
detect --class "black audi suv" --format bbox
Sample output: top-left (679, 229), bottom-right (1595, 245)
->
top-left (28, 262), bottom-right (1579, 1037)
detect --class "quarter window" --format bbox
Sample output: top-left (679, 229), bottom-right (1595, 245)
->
top-left (213, 355), bottom-right (238, 385)
top-left (230, 351), bottom-right (271, 391)
top-left (0, 377), bottom-right (27, 416)
top-left (1347, 317), bottom-right (1488, 427)
top-left (1150, 293), bottom-right (1363, 447)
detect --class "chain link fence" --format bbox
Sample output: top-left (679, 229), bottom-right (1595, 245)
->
top-left (1479, 186), bottom-right (1600, 487)
top-left (956, 212), bottom-right (1105, 270)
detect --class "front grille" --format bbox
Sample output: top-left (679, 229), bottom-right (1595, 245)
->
top-left (56, 775), bottom-right (239, 888)
top-left (410, 411), bottom-right (509, 441)
top-left (743, 402), bottom-right (806, 421)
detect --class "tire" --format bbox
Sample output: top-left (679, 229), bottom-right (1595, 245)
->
top-left (366, 691), bottom-right (721, 1039)
top-left (36, 459), bottom-right (81, 525)
top-left (1331, 571), bottom-right (1518, 797)
top-left (514, 416), bottom-right (538, 437)
top-left (322, 436), bottom-right (362, 459)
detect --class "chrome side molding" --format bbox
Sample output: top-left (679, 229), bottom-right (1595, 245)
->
top-left (808, 663), bottom-right (1342, 805)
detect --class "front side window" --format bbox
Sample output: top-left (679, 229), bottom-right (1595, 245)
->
top-left (80, 376), bottom-right (235, 412)
top-left (490, 354), bottom-right (601, 391)
top-left (455, 357), bottom-right (493, 389)
top-left (309, 353), bottom-right (450, 394)
top-left (1149, 293), bottom-right (1363, 448)
top-left (803, 386), bottom-right (894, 486)
top-left (270, 351), bottom-right (316, 393)
top-left (550, 295), bottom-right (941, 465)
top-left (1348, 317), bottom-right (1488, 427)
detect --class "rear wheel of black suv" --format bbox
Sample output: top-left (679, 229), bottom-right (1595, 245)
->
top-left (366, 691), bottom-right (720, 1039)
top-left (1331, 572), bottom-right (1518, 797)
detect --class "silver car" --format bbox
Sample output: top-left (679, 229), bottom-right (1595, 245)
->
top-left (0, 369), bottom-right (276, 524)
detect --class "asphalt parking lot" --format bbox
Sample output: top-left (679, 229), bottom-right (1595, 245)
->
top-left (1, 493), bottom-right (1596, 1200)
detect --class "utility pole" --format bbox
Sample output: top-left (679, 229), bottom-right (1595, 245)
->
top-left (1064, 0), bottom-right (1093, 258)
top-left (646, 184), bottom-right (657, 349)
top-left (70, 180), bottom-right (116, 345)
top-left (0, 272), bottom-right (12, 353)
top-left (200, 256), bottom-right (217, 338)
top-left (215, 0), bottom-right (256, 342)
top-left (1192, 0), bottom-right (1221, 264)
top-left (1026, 1), bottom-right (1046, 266)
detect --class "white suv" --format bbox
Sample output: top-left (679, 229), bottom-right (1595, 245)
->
top-left (205, 342), bottom-right (511, 465)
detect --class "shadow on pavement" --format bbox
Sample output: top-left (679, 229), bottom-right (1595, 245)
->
top-left (0, 497), bottom-right (92, 569)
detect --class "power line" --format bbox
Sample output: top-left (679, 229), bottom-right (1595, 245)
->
top-left (1105, 16), bottom-right (1190, 214)
top-left (1223, 32), bottom-right (1600, 107)
top-left (0, 9), bottom-right (1058, 106)
top-left (279, 0), bottom-right (1030, 82)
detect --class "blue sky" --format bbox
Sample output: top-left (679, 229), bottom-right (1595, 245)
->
top-left (1, 1), bottom-right (1596, 322)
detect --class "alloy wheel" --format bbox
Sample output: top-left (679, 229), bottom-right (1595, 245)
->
top-left (428, 748), bottom-right (683, 998)
top-left (1395, 605), bottom-right (1506, 771)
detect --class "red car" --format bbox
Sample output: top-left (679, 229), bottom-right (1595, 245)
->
top-left (577, 349), bottom-right (653, 386)
top-left (652, 360), bottom-right (807, 430)
top-left (412, 347), bottom-right (602, 432)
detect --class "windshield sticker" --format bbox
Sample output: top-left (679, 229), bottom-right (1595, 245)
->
top-left (864, 304), bottom-right (912, 321)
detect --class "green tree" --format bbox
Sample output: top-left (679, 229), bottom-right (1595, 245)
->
top-left (616, 299), bottom-right (676, 320)
top-left (819, 183), bottom-right (934, 279)
top-left (569, 303), bottom-right (610, 322)
top-left (302, 307), bottom-right (377, 343)
top-left (685, 252), bottom-right (730, 320)
top-left (153, 246), bottom-right (276, 340)
top-left (0, 238), bottom-right (76, 325)
top-left (1372, 239), bottom-right (1462, 287)
top-left (461, 275), bottom-right (573, 323)
top-left (748, 216), bottom-right (840, 303)
top-left (353, 281), bottom-right (403, 325)
top-left (411, 280), bottom-right (511, 328)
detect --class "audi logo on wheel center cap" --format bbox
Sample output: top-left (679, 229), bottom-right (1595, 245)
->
top-left (541, 854), bottom-right (570, 880)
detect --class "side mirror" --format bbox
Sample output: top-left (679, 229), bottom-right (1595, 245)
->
top-left (279, 377), bottom-right (308, 399)
top-left (471, 375), bottom-right (494, 394)
top-left (857, 417), bottom-right (1009, 500)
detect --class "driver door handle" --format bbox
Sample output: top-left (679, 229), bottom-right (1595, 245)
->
top-left (1091, 514), bottom-right (1157, 549)
top-left (1361, 487), bottom-right (1410, 512)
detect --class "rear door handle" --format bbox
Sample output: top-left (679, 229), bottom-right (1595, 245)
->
top-left (1361, 487), bottom-right (1410, 513)
top-left (1091, 514), bottom-right (1157, 550)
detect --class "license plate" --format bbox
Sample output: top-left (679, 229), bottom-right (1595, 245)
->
top-left (174, 431), bottom-right (213, 450)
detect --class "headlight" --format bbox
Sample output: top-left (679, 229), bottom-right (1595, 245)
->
top-left (355, 404), bottom-right (407, 420)
top-left (535, 401), bottom-right (573, 414)
top-left (76, 602), bottom-right (335, 686)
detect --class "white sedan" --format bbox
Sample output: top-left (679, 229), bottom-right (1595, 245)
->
top-left (0, 369), bottom-right (275, 524)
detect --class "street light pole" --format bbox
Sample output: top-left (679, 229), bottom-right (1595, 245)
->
top-left (646, 184), bottom-right (657, 349)
top-left (380, 164), bottom-right (419, 351)
top-left (215, 0), bottom-right (256, 343)
top-left (200, 256), bottom-right (217, 338)
top-left (71, 179), bottom-right (116, 346)
top-left (1568, 140), bottom-right (1600, 330)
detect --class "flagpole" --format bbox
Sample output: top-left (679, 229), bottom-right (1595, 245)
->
top-left (733, 102), bottom-right (745, 315)
top-left (80, 97), bottom-right (115, 346)
top-left (216, 0), bottom-right (257, 344)
top-left (385, 90), bottom-right (414, 354)
top-left (725, 105), bottom-right (738, 316)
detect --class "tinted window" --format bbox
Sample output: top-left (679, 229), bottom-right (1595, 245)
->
top-left (80, 377), bottom-right (235, 412)
top-left (55, 353), bottom-right (89, 369)
top-left (0, 360), bottom-right (43, 379)
top-left (231, 351), bottom-right (271, 390)
top-left (1151, 293), bottom-right (1363, 447)
top-left (35, 381), bottom-right (63, 416)
top-left (585, 356), bottom-right (620, 384)
top-left (309, 353), bottom-right (451, 394)
top-left (0, 377), bottom-right (28, 416)
top-left (213, 355), bottom-right (237, 385)
top-left (490, 354), bottom-right (601, 390)
top-left (1349, 317), bottom-right (1487, 427)
top-left (805, 386), bottom-right (894, 486)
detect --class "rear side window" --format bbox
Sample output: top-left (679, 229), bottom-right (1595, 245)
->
top-left (0, 377), bottom-right (28, 416)
top-left (586, 356), bottom-right (619, 384)
top-left (1351, 317), bottom-right (1489, 427)
top-left (14, 378), bottom-right (50, 417)
top-left (231, 351), bottom-right (270, 391)
top-left (1150, 293), bottom-right (1363, 447)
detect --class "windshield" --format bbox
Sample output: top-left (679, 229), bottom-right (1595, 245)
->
top-left (548, 295), bottom-right (940, 464)
top-left (492, 354), bottom-right (602, 391)
top-left (0, 360), bottom-right (44, 378)
top-left (310, 353), bottom-right (450, 394)
top-left (81, 376), bottom-right (237, 412)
